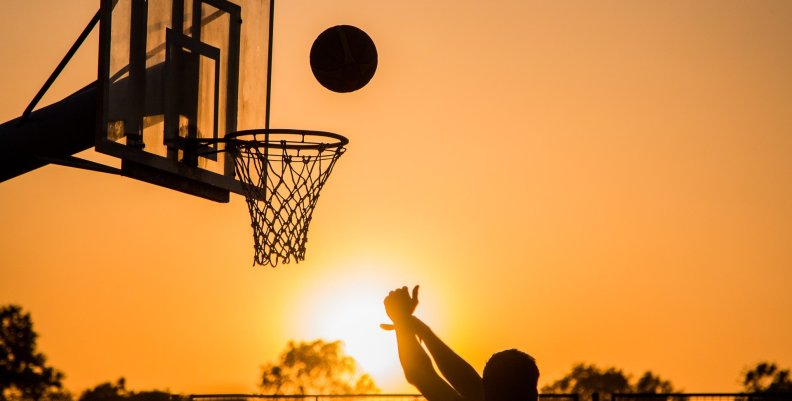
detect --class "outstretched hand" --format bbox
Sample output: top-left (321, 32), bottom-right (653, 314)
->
top-left (381, 285), bottom-right (419, 331)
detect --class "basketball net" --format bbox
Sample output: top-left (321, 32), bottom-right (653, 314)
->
top-left (227, 130), bottom-right (347, 266)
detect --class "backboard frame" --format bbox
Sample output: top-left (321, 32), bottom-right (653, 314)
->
top-left (96, 0), bottom-right (271, 202)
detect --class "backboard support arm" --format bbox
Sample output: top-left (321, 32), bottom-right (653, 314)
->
top-left (36, 155), bottom-right (121, 176)
top-left (21, 9), bottom-right (101, 123)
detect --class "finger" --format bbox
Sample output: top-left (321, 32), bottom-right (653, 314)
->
top-left (380, 323), bottom-right (395, 331)
top-left (412, 285), bottom-right (420, 302)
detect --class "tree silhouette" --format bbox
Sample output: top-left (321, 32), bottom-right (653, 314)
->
top-left (0, 305), bottom-right (66, 401)
top-left (260, 339), bottom-right (379, 394)
top-left (742, 362), bottom-right (792, 393)
top-left (634, 371), bottom-right (674, 393)
top-left (78, 378), bottom-right (173, 401)
top-left (542, 364), bottom-right (676, 401)
top-left (78, 379), bottom-right (127, 401)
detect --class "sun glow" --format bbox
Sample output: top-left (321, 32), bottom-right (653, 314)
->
top-left (293, 272), bottom-right (408, 392)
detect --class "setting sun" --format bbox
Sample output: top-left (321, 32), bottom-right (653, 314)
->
top-left (292, 274), bottom-right (406, 391)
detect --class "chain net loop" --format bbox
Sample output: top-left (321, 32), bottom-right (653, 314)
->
top-left (227, 130), bottom-right (347, 266)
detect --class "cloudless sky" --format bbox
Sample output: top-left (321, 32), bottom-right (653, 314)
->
top-left (1, 0), bottom-right (791, 396)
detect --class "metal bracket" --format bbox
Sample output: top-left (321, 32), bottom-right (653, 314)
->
top-left (21, 10), bottom-right (101, 123)
top-left (36, 155), bottom-right (121, 176)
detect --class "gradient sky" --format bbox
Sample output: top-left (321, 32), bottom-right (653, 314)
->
top-left (2, 0), bottom-right (791, 396)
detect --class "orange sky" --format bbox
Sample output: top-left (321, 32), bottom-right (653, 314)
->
top-left (1, 0), bottom-right (791, 396)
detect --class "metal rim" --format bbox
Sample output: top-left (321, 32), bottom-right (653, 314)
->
top-left (185, 129), bottom-right (349, 157)
top-left (226, 128), bottom-right (348, 150)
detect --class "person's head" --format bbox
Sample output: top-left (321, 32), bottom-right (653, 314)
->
top-left (482, 349), bottom-right (539, 401)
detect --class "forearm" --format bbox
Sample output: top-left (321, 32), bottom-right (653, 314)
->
top-left (394, 324), bottom-right (433, 383)
top-left (411, 317), bottom-right (483, 401)
top-left (394, 323), bottom-right (461, 401)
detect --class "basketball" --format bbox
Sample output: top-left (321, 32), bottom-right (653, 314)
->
top-left (310, 25), bottom-right (378, 93)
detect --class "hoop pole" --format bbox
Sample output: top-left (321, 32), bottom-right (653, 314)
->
top-left (264, 0), bottom-right (275, 202)
top-left (264, 0), bottom-right (275, 132)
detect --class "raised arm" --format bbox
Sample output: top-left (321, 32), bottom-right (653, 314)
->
top-left (410, 316), bottom-right (483, 401)
top-left (384, 287), bottom-right (462, 401)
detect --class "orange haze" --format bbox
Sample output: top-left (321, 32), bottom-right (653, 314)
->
top-left (2, 0), bottom-right (791, 396)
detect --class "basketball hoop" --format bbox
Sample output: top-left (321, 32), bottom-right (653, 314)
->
top-left (219, 129), bottom-right (348, 266)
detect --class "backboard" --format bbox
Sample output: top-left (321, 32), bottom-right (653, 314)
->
top-left (97, 0), bottom-right (272, 202)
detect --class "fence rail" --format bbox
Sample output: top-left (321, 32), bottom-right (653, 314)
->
top-left (611, 393), bottom-right (791, 401)
top-left (189, 394), bottom-right (580, 401)
top-left (188, 393), bottom-right (790, 401)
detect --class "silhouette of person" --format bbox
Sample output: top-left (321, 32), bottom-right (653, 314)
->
top-left (381, 286), bottom-right (539, 401)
